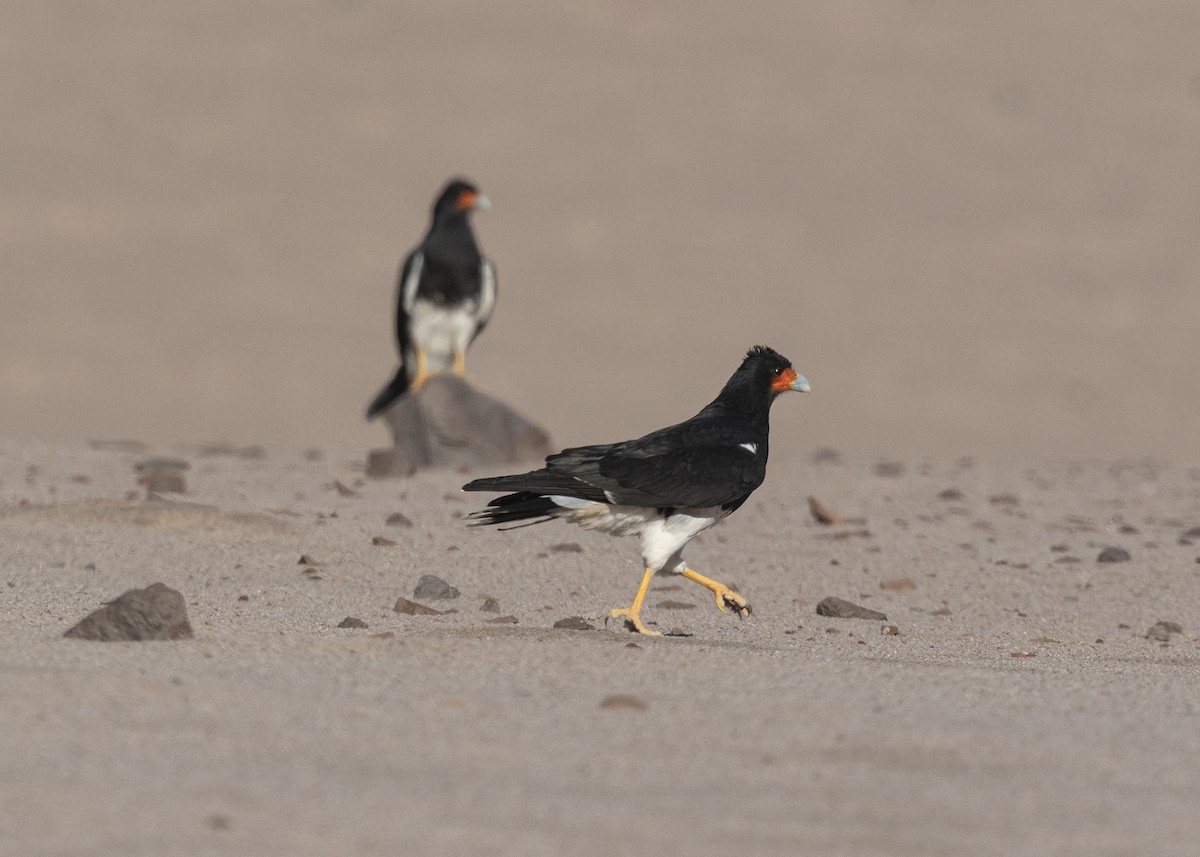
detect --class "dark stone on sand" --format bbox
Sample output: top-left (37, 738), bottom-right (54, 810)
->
top-left (1097, 546), bottom-right (1131, 563)
top-left (873, 460), bottom-right (905, 478)
top-left (1147, 620), bottom-right (1183, 642)
top-left (938, 488), bottom-right (964, 501)
top-left (386, 511), bottom-right (414, 528)
top-left (549, 542), bottom-right (583, 553)
top-left (480, 597), bottom-right (500, 613)
top-left (815, 596), bottom-right (888, 621)
top-left (553, 616), bottom-right (596, 631)
top-left (393, 597), bottom-right (443, 616)
top-left (414, 574), bottom-right (460, 600)
top-left (487, 615), bottom-right (519, 624)
top-left (366, 375), bottom-right (554, 478)
top-left (64, 582), bottom-right (193, 641)
top-left (600, 694), bottom-right (648, 711)
top-left (337, 616), bottom-right (368, 629)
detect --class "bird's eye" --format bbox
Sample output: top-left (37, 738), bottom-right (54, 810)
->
top-left (772, 367), bottom-right (784, 377)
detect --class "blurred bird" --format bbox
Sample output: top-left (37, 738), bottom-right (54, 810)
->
top-left (462, 346), bottom-right (810, 636)
top-left (367, 178), bottom-right (496, 419)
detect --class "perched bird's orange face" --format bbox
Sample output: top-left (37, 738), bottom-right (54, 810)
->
top-left (456, 189), bottom-right (481, 211)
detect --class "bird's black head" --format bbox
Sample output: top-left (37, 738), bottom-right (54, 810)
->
top-left (704, 346), bottom-right (810, 417)
top-left (431, 178), bottom-right (488, 223)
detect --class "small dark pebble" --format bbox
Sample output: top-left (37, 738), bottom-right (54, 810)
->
top-left (486, 615), bottom-right (519, 624)
top-left (393, 597), bottom-right (443, 616)
top-left (371, 535), bottom-right (398, 547)
top-left (386, 512), bottom-right (413, 528)
top-left (1147, 620), bottom-right (1183, 642)
top-left (236, 594), bottom-right (249, 602)
top-left (480, 598), bottom-right (500, 613)
top-left (600, 694), bottom-right (648, 711)
top-left (873, 460), bottom-right (905, 478)
top-left (549, 542), bottom-right (583, 553)
top-left (414, 574), bottom-right (460, 600)
top-left (337, 617), bottom-right (368, 629)
top-left (938, 488), bottom-right (964, 501)
top-left (1097, 547), bottom-right (1131, 563)
top-left (553, 616), bottom-right (596, 631)
top-left (815, 596), bottom-right (887, 621)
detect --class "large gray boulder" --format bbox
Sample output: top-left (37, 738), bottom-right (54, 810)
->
top-left (367, 375), bottom-right (554, 478)
top-left (64, 582), bottom-right (193, 641)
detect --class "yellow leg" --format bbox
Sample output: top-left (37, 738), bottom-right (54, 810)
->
top-left (605, 566), bottom-right (662, 636)
top-left (681, 568), bottom-right (752, 618)
top-left (451, 349), bottom-right (466, 376)
top-left (409, 348), bottom-right (431, 390)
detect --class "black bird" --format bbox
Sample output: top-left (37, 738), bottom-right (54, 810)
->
top-left (366, 178), bottom-right (496, 419)
top-left (462, 346), bottom-right (810, 636)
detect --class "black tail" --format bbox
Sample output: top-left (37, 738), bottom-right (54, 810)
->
top-left (464, 491), bottom-right (560, 528)
top-left (365, 367), bottom-right (409, 420)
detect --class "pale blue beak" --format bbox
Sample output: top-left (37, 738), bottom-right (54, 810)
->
top-left (792, 374), bottom-right (811, 393)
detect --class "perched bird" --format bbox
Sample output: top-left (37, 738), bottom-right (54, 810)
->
top-left (462, 346), bottom-right (810, 636)
top-left (366, 178), bottom-right (496, 420)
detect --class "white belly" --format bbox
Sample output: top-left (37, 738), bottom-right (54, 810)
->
top-left (407, 301), bottom-right (478, 373)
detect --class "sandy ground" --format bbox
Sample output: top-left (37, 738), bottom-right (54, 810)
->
top-left (2, 439), bottom-right (1199, 856)
top-left (5, 3), bottom-right (1200, 854)
top-left (3, 1), bottom-right (1200, 459)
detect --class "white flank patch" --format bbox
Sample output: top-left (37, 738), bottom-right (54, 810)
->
top-left (401, 251), bottom-right (424, 312)
top-left (739, 442), bottom-right (757, 454)
top-left (478, 259), bottom-right (497, 322)
top-left (406, 301), bottom-right (480, 374)
top-left (554, 500), bottom-right (732, 574)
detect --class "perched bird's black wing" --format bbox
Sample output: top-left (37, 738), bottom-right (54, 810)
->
top-left (365, 251), bottom-right (421, 420)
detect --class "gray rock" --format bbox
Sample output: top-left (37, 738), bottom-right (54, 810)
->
top-left (553, 616), bottom-right (596, 631)
top-left (1097, 546), bottom-right (1132, 563)
top-left (64, 582), bottom-right (193, 641)
top-left (1147, 620), bottom-right (1183, 642)
top-left (815, 596), bottom-right (888, 621)
top-left (414, 574), bottom-right (460, 600)
top-left (337, 616), bottom-right (368, 629)
top-left (367, 375), bottom-right (554, 478)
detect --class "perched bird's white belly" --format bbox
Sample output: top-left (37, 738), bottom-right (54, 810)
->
top-left (407, 300), bottom-right (479, 373)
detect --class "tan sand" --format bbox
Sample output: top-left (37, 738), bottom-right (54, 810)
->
top-left (2, 440), bottom-right (1198, 855)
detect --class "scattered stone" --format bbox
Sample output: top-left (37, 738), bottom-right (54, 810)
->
top-left (297, 555), bottom-right (325, 567)
top-left (393, 597), bottom-right (443, 616)
top-left (1050, 544), bottom-right (1070, 552)
top-left (1147, 620), bottom-right (1183, 642)
top-left (371, 535), bottom-right (398, 547)
top-left (811, 447), bottom-right (842, 463)
top-left (881, 624), bottom-right (900, 635)
top-left (303, 448), bottom-right (324, 462)
top-left (413, 574), bottom-right (460, 600)
top-left (333, 480), bottom-right (358, 497)
top-left (386, 512), bottom-right (414, 528)
top-left (808, 496), bottom-right (844, 525)
top-left (135, 457), bottom-right (189, 494)
top-left (873, 460), bottom-right (905, 478)
top-left (1053, 555), bottom-right (1081, 564)
top-left (366, 375), bottom-right (555, 478)
top-left (487, 615), bottom-right (519, 624)
top-left (371, 631), bottom-right (395, 639)
top-left (1183, 525), bottom-right (1200, 538)
top-left (930, 605), bottom-right (953, 616)
top-left (600, 694), bottom-right (648, 711)
top-left (480, 598), bottom-right (500, 613)
top-left (937, 488), bottom-right (964, 501)
top-left (879, 577), bottom-right (917, 591)
top-left (655, 600), bottom-right (697, 610)
top-left (553, 616), bottom-right (596, 631)
top-left (337, 616), bottom-right (368, 629)
top-left (989, 493), bottom-right (1019, 505)
top-left (1010, 650), bottom-right (1036, 658)
top-left (237, 594), bottom-right (249, 602)
top-left (206, 813), bottom-right (232, 831)
top-left (64, 582), bottom-right (193, 641)
top-left (549, 542), bottom-right (583, 553)
top-left (815, 597), bottom-right (887, 621)
top-left (1097, 546), bottom-right (1131, 563)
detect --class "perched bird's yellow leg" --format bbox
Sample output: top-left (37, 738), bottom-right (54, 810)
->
top-left (409, 348), bottom-right (431, 390)
top-left (451, 348), bottom-right (466, 376)
top-left (682, 568), bottom-right (752, 618)
top-left (605, 566), bottom-right (663, 636)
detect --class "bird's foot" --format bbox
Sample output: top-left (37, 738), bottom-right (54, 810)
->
top-left (605, 607), bottom-right (662, 636)
top-left (681, 568), bottom-right (752, 618)
top-left (408, 370), bottom-right (431, 391)
top-left (712, 586), bottom-right (752, 618)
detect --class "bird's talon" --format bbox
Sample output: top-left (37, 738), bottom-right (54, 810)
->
top-left (606, 608), bottom-right (663, 637)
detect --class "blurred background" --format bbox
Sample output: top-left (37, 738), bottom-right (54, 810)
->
top-left (3, 1), bottom-right (1199, 459)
